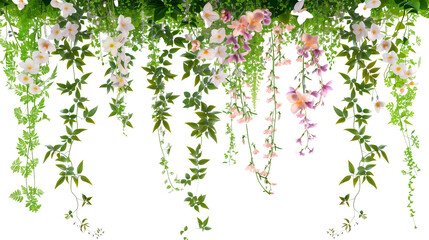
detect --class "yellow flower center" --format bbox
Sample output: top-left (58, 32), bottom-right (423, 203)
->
top-left (33, 87), bottom-right (38, 91)
top-left (205, 13), bottom-right (210, 17)
top-left (409, 81), bottom-right (414, 85)
top-left (383, 43), bottom-right (388, 48)
top-left (363, 7), bottom-right (367, 10)
top-left (68, 28), bottom-right (73, 32)
top-left (24, 76), bottom-right (28, 81)
top-left (396, 67), bottom-right (401, 71)
top-left (43, 42), bottom-right (49, 49)
top-left (28, 66), bottom-right (32, 70)
top-left (218, 51), bottom-right (221, 54)
top-left (372, 0), bottom-right (376, 4)
top-left (204, 50), bottom-right (209, 55)
top-left (388, 56), bottom-right (393, 59)
top-left (119, 78), bottom-right (124, 83)
top-left (122, 23), bottom-right (126, 27)
top-left (110, 43), bottom-right (115, 48)
top-left (372, 30), bottom-right (376, 34)
top-left (55, 30), bottom-right (59, 34)
top-left (358, 28), bottom-right (363, 32)
top-left (64, 7), bottom-right (68, 11)
top-left (217, 35), bottom-right (221, 39)
top-left (400, 88), bottom-right (404, 93)
top-left (39, 55), bottom-right (44, 59)
top-left (375, 102), bottom-right (380, 107)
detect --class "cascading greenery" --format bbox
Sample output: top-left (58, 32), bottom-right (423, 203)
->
top-left (1, 0), bottom-right (428, 239)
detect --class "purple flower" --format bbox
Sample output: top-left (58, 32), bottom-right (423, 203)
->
top-left (221, 9), bottom-right (231, 23)
top-left (225, 35), bottom-right (237, 45)
top-left (242, 40), bottom-right (251, 51)
top-left (299, 118), bottom-right (310, 124)
top-left (321, 80), bottom-right (333, 97)
top-left (287, 87), bottom-right (296, 95)
top-left (262, 9), bottom-right (272, 25)
top-left (312, 49), bottom-right (325, 58)
top-left (310, 91), bottom-right (319, 98)
top-left (309, 148), bottom-right (314, 154)
top-left (241, 30), bottom-right (253, 41)
top-left (228, 52), bottom-right (246, 63)
top-left (296, 113), bottom-right (305, 118)
top-left (316, 64), bottom-right (328, 77)
top-left (296, 138), bottom-right (302, 145)
top-left (307, 123), bottom-right (317, 129)
top-left (299, 150), bottom-right (305, 156)
top-left (305, 100), bottom-right (315, 109)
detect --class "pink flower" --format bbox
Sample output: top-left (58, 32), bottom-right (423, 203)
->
top-left (272, 183), bottom-right (277, 186)
top-left (272, 152), bottom-right (278, 157)
top-left (267, 97), bottom-right (274, 103)
top-left (270, 192), bottom-right (274, 195)
top-left (276, 103), bottom-right (282, 108)
top-left (259, 170), bottom-right (268, 177)
top-left (286, 24), bottom-right (295, 31)
top-left (263, 142), bottom-right (273, 148)
top-left (282, 59), bottom-right (292, 65)
top-left (287, 91), bottom-right (312, 114)
top-left (265, 116), bottom-right (273, 122)
top-left (321, 80), bottom-right (333, 97)
top-left (221, 8), bottom-right (231, 23)
top-left (301, 33), bottom-right (319, 51)
top-left (246, 9), bottom-right (264, 32)
top-left (191, 40), bottom-right (200, 52)
top-left (273, 26), bottom-right (282, 35)
top-left (253, 149), bottom-right (259, 155)
top-left (263, 153), bottom-right (270, 159)
top-left (263, 129), bottom-right (272, 135)
top-left (228, 16), bottom-right (248, 37)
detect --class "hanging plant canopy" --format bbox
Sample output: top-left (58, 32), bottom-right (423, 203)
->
top-left (0, 0), bottom-right (427, 239)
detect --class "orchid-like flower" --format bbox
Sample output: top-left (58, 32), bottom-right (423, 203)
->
top-left (356, 3), bottom-right (371, 17)
top-left (102, 37), bottom-right (122, 56)
top-left (352, 22), bottom-right (368, 42)
top-left (210, 28), bottom-right (226, 43)
top-left (228, 52), bottom-right (246, 63)
top-left (191, 40), bottom-right (200, 52)
top-left (49, 24), bottom-right (64, 41)
top-left (221, 8), bottom-right (231, 23)
top-left (38, 38), bottom-right (55, 53)
top-left (29, 84), bottom-right (42, 94)
top-left (291, 0), bottom-right (313, 25)
top-left (18, 73), bottom-right (33, 85)
top-left (246, 9), bottom-right (264, 32)
top-left (117, 15), bottom-right (135, 35)
top-left (111, 75), bottom-right (128, 87)
top-left (50, 0), bottom-right (62, 8)
top-left (200, 2), bottom-right (219, 27)
top-left (391, 63), bottom-right (406, 76)
top-left (228, 16), bottom-right (248, 37)
top-left (32, 51), bottom-right (49, 64)
top-left (262, 9), bottom-right (272, 25)
top-left (382, 51), bottom-right (398, 64)
top-left (321, 80), bottom-right (333, 97)
top-left (214, 46), bottom-right (228, 60)
top-left (315, 64), bottom-right (328, 76)
top-left (301, 33), bottom-right (319, 51)
top-left (287, 91), bottom-right (312, 114)
top-left (118, 50), bottom-right (131, 75)
top-left (62, 21), bottom-right (79, 42)
top-left (368, 23), bottom-right (384, 41)
top-left (61, 3), bottom-right (76, 18)
top-left (13, 0), bottom-right (28, 10)
top-left (377, 40), bottom-right (391, 52)
top-left (19, 59), bottom-right (39, 74)
top-left (211, 71), bottom-right (227, 87)
top-left (374, 101), bottom-right (385, 113)
top-left (366, 0), bottom-right (381, 8)
top-left (197, 48), bottom-right (216, 61)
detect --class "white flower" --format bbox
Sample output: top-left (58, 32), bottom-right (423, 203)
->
top-left (408, 80), bottom-right (418, 87)
top-left (185, 34), bottom-right (192, 41)
top-left (211, 71), bottom-right (227, 87)
top-left (215, 46), bottom-right (228, 60)
top-left (19, 59), bottom-right (39, 74)
top-left (356, 3), bottom-right (371, 18)
top-left (61, 3), bottom-right (76, 18)
top-left (118, 50), bottom-right (131, 75)
top-left (374, 100), bottom-right (385, 113)
top-left (13, 0), bottom-right (28, 10)
top-left (115, 33), bottom-right (128, 45)
top-left (391, 63), bottom-right (406, 76)
top-left (62, 21), bottom-right (79, 42)
top-left (368, 23), bottom-right (384, 41)
top-left (291, 0), bottom-right (313, 25)
top-left (29, 84), bottom-right (42, 95)
top-left (210, 28), bottom-right (226, 43)
top-left (102, 37), bottom-right (122, 56)
top-left (397, 84), bottom-right (407, 95)
top-left (366, 0), bottom-right (381, 8)
top-left (197, 48), bottom-right (216, 61)
top-left (18, 73), bottom-right (33, 85)
top-left (200, 2), bottom-right (219, 27)
top-left (117, 15), bottom-right (135, 35)
top-left (50, 0), bottom-right (62, 8)
top-left (48, 24), bottom-right (64, 41)
top-left (32, 51), bottom-right (49, 64)
top-left (377, 40), bottom-right (391, 52)
top-left (352, 22), bottom-right (368, 42)
top-left (403, 68), bottom-right (416, 79)
top-left (38, 38), bottom-right (56, 53)
top-left (382, 51), bottom-right (398, 65)
top-left (110, 75), bottom-right (128, 87)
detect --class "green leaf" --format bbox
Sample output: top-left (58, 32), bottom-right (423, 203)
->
top-left (80, 176), bottom-right (92, 185)
top-left (55, 177), bottom-right (65, 189)
top-left (348, 161), bottom-right (355, 174)
top-left (339, 175), bottom-right (351, 185)
top-left (334, 106), bottom-right (343, 117)
top-left (366, 176), bottom-right (377, 189)
top-left (77, 161), bottom-right (83, 174)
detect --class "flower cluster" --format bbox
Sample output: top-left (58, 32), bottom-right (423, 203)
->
top-left (51, 0), bottom-right (77, 18)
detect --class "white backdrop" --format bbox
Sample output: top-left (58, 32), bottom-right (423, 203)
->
top-left (0, 18), bottom-right (428, 240)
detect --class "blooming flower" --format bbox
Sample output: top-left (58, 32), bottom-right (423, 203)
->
top-left (408, 80), bottom-right (418, 87)
top-left (259, 170), bottom-right (268, 177)
top-left (190, 40), bottom-right (200, 52)
top-left (117, 15), bottom-right (135, 35)
top-left (32, 51), bottom-right (49, 64)
top-left (50, 0), bottom-right (62, 8)
top-left (111, 74), bottom-right (128, 87)
top-left (366, 0), bottom-right (381, 8)
top-left (246, 9), bottom-right (264, 32)
top-left (377, 40), bottom-right (391, 52)
top-left (286, 24), bottom-right (295, 31)
top-left (38, 38), bottom-right (55, 53)
top-left (228, 16), bottom-right (248, 37)
top-left (397, 84), bottom-right (407, 95)
top-left (118, 50), bottom-right (131, 75)
top-left (62, 21), bottom-right (79, 42)
top-left (315, 64), bottom-right (328, 76)
top-left (13, 0), bottom-right (28, 10)
top-left (102, 37), bottom-right (122, 56)
top-left (356, 3), bottom-right (371, 17)
top-left (29, 84), bottom-right (42, 94)
top-left (391, 63), bottom-right (406, 76)
top-left (197, 48), bottom-right (216, 60)
top-left (48, 24), bottom-right (64, 41)
top-left (210, 28), bottom-right (226, 43)
top-left (221, 8), bottom-right (231, 23)
top-left (115, 33), bottom-right (128, 45)
top-left (374, 101), bottom-right (385, 113)
top-left (403, 68), bottom-right (416, 79)
top-left (287, 91), bottom-right (312, 114)
top-left (214, 46), bottom-right (228, 60)
top-left (200, 2), bottom-right (219, 27)
top-left (18, 73), bottom-right (33, 85)
top-left (262, 9), bottom-right (272, 25)
top-left (61, 2), bottom-right (76, 18)
top-left (321, 80), bottom-right (333, 97)
top-left (19, 59), bottom-right (39, 74)
top-left (301, 33), bottom-right (319, 51)
top-left (352, 22), bottom-right (368, 42)
top-left (273, 26), bottom-right (282, 36)
top-left (291, 0), bottom-right (313, 25)
top-left (382, 51), bottom-right (398, 65)
top-left (368, 23), bottom-right (384, 41)
top-left (228, 52), bottom-right (246, 63)
top-left (211, 71), bottom-right (227, 87)
top-left (253, 149), bottom-right (259, 155)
